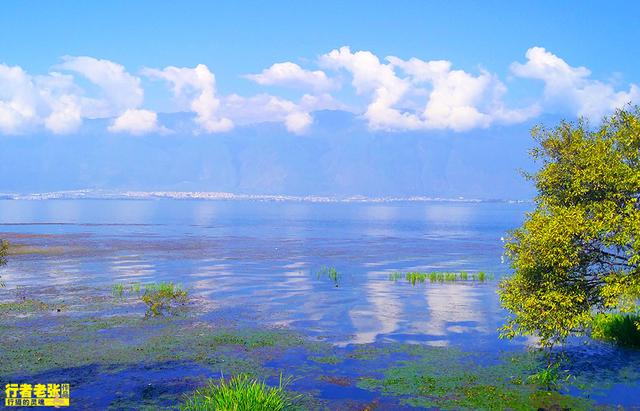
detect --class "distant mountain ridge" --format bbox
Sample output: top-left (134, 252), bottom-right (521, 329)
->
top-left (0, 110), bottom-right (562, 199)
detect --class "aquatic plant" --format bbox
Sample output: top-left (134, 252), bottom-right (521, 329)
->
top-left (391, 270), bottom-right (494, 286)
top-left (317, 266), bottom-right (341, 287)
top-left (0, 239), bottom-right (7, 287)
top-left (388, 271), bottom-right (403, 282)
top-left (129, 282), bottom-right (141, 294)
top-left (526, 362), bottom-right (568, 390)
top-left (477, 271), bottom-right (487, 282)
top-left (112, 283), bottom-right (125, 298)
top-left (141, 282), bottom-right (189, 316)
top-left (591, 311), bottom-right (640, 347)
top-left (180, 374), bottom-right (296, 411)
top-left (405, 272), bottom-right (427, 285)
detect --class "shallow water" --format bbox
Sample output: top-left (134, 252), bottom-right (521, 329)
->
top-left (1, 199), bottom-right (640, 409)
top-left (0, 200), bottom-right (522, 347)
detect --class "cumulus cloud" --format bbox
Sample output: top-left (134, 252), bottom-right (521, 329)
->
top-left (0, 65), bottom-right (84, 134)
top-left (320, 46), bottom-right (537, 131)
top-left (511, 47), bottom-right (639, 120)
top-left (0, 48), bottom-right (637, 136)
top-left (0, 64), bottom-right (38, 134)
top-left (57, 56), bottom-right (144, 117)
top-left (245, 62), bottom-right (335, 92)
top-left (388, 56), bottom-right (539, 130)
top-left (320, 46), bottom-right (421, 130)
top-left (144, 64), bottom-right (233, 133)
top-left (222, 93), bottom-right (322, 134)
top-left (108, 109), bottom-right (163, 135)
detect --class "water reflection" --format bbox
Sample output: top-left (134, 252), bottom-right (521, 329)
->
top-left (0, 199), bottom-right (529, 347)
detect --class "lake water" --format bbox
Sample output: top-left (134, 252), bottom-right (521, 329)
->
top-left (2, 199), bottom-right (640, 409)
top-left (0, 200), bottom-right (526, 348)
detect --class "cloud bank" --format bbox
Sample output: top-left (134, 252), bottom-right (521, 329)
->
top-left (0, 47), bottom-right (637, 135)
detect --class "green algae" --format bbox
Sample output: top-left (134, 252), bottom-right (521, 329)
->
top-left (0, 299), bottom-right (63, 315)
top-left (355, 347), bottom-right (596, 411)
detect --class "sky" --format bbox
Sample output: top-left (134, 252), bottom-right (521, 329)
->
top-left (0, 1), bottom-right (639, 197)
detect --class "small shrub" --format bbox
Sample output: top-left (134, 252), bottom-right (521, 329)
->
top-left (181, 374), bottom-right (296, 411)
top-left (477, 271), bottom-right (487, 282)
top-left (591, 312), bottom-right (640, 347)
top-left (141, 282), bottom-right (189, 316)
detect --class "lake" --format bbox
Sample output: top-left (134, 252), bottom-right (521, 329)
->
top-left (1, 199), bottom-right (639, 409)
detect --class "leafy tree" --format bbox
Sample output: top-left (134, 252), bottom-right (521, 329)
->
top-left (499, 107), bottom-right (640, 349)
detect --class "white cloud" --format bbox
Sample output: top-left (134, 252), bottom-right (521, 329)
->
top-left (108, 109), bottom-right (163, 135)
top-left (389, 56), bottom-right (538, 130)
top-left (44, 95), bottom-right (82, 134)
top-left (320, 46), bottom-right (422, 130)
top-left (0, 48), bottom-right (637, 136)
top-left (321, 46), bottom-right (536, 131)
top-left (57, 56), bottom-right (144, 117)
top-left (245, 62), bottom-right (335, 92)
top-left (222, 94), bottom-right (315, 134)
top-left (144, 64), bottom-right (233, 133)
top-left (511, 47), bottom-right (639, 120)
top-left (0, 64), bottom-right (38, 134)
top-left (0, 64), bottom-right (84, 134)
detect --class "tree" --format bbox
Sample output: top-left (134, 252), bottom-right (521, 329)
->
top-left (499, 107), bottom-right (640, 349)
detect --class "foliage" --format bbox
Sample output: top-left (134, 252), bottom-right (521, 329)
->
top-left (591, 311), bottom-right (640, 347)
top-left (499, 107), bottom-right (640, 349)
top-left (180, 374), bottom-right (296, 411)
top-left (141, 282), bottom-right (189, 316)
top-left (526, 362), bottom-right (569, 390)
top-left (0, 239), bottom-right (7, 287)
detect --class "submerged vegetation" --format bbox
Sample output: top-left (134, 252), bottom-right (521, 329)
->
top-left (591, 311), bottom-right (640, 347)
top-left (181, 374), bottom-right (296, 411)
top-left (390, 270), bottom-right (493, 285)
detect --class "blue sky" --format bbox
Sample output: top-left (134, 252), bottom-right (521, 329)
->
top-left (0, 1), bottom-right (638, 197)
top-left (1, 1), bottom-right (639, 135)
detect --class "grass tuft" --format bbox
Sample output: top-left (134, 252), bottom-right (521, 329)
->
top-left (317, 266), bottom-right (341, 287)
top-left (391, 270), bottom-right (493, 286)
top-left (180, 374), bottom-right (296, 411)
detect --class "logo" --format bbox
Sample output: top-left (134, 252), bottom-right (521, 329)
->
top-left (5, 383), bottom-right (70, 407)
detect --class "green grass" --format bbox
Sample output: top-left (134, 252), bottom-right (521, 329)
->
top-left (591, 312), bottom-right (640, 347)
top-left (406, 272), bottom-right (428, 285)
top-left (180, 374), bottom-right (296, 411)
top-left (392, 271), bottom-right (493, 286)
top-left (388, 271), bottom-right (403, 282)
top-left (317, 266), bottom-right (341, 287)
top-left (112, 283), bottom-right (125, 298)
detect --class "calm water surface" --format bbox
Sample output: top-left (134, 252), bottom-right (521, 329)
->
top-left (2, 199), bottom-right (640, 408)
top-left (1, 199), bottom-right (524, 348)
